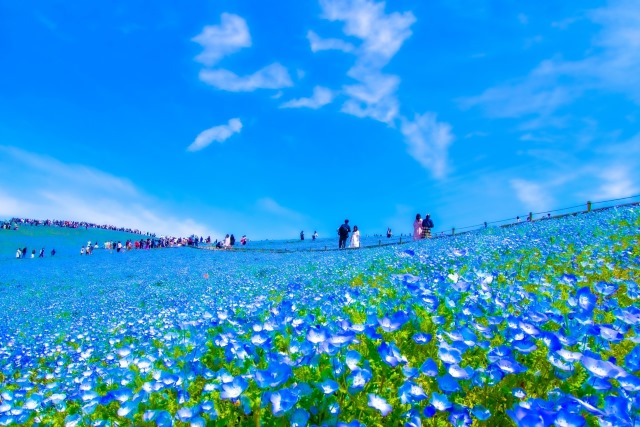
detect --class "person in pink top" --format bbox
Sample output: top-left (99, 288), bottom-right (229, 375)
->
top-left (413, 213), bottom-right (423, 241)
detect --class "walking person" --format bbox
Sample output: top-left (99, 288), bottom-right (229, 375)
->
top-left (413, 214), bottom-right (423, 241)
top-left (16, 248), bottom-right (21, 259)
top-left (338, 219), bottom-right (351, 249)
top-left (350, 225), bottom-right (361, 248)
top-left (422, 214), bottom-right (434, 239)
top-left (39, 247), bottom-right (45, 258)
top-left (300, 230), bottom-right (305, 241)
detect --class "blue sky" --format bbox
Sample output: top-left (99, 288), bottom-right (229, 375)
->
top-left (1, 0), bottom-right (638, 239)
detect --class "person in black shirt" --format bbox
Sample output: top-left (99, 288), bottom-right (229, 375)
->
top-left (422, 214), bottom-right (434, 239)
top-left (338, 219), bottom-right (351, 249)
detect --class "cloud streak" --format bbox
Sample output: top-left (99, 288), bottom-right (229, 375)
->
top-left (280, 86), bottom-right (334, 109)
top-left (187, 118), bottom-right (243, 152)
top-left (0, 146), bottom-right (215, 237)
top-left (192, 13), bottom-right (251, 66)
top-left (400, 113), bottom-right (453, 179)
top-left (199, 63), bottom-right (292, 92)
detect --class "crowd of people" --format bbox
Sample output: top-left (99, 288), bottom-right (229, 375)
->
top-left (4, 217), bottom-right (156, 236)
top-left (214, 234), bottom-right (248, 249)
top-left (15, 247), bottom-right (55, 259)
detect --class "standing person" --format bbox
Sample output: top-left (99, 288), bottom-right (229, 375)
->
top-left (224, 234), bottom-right (231, 248)
top-left (51, 248), bottom-right (56, 256)
top-left (31, 249), bottom-right (36, 258)
top-left (422, 214), bottom-right (434, 239)
top-left (300, 230), bottom-right (305, 241)
top-left (413, 214), bottom-right (423, 241)
top-left (39, 247), bottom-right (45, 258)
top-left (80, 247), bottom-right (85, 255)
top-left (338, 219), bottom-right (351, 249)
top-left (350, 225), bottom-right (361, 248)
top-left (240, 235), bottom-right (247, 245)
top-left (387, 227), bottom-right (392, 238)
top-left (312, 231), bottom-right (318, 240)
top-left (22, 247), bottom-right (27, 258)
top-left (16, 248), bottom-right (21, 259)
top-left (230, 234), bottom-right (236, 246)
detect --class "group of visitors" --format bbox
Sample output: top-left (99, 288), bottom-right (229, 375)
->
top-left (337, 219), bottom-right (360, 249)
top-left (299, 231), bottom-right (320, 241)
top-left (6, 217), bottom-right (155, 236)
top-left (15, 247), bottom-right (55, 258)
top-left (214, 234), bottom-right (248, 249)
top-left (413, 213), bottom-right (435, 241)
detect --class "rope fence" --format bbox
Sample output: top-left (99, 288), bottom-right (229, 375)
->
top-left (194, 194), bottom-right (640, 253)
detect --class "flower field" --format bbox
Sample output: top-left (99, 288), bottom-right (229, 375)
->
top-left (1, 207), bottom-right (639, 426)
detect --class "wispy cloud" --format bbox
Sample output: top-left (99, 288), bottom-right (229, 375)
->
top-left (187, 118), bottom-right (243, 152)
top-left (192, 13), bottom-right (251, 66)
top-left (0, 146), bottom-right (215, 237)
top-left (193, 13), bottom-right (292, 92)
top-left (256, 197), bottom-right (305, 222)
top-left (281, 86), bottom-right (335, 109)
top-left (592, 165), bottom-right (639, 200)
top-left (307, 30), bottom-right (354, 53)
top-left (198, 63), bottom-right (292, 92)
top-left (313, 0), bottom-right (415, 123)
top-left (462, 0), bottom-right (640, 119)
top-left (400, 113), bottom-right (453, 179)
top-left (510, 178), bottom-right (554, 212)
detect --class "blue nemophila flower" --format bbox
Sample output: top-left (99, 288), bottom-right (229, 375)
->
top-left (604, 395), bottom-right (629, 420)
top-left (512, 338), bottom-right (537, 354)
top-left (368, 394), bottom-right (392, 416)
top-left (347, 368), bottom-right (372, 394)
top-left (512, 388), bottom-right (526, 399)
top-left (328, 330), bottom-right (356, 348)
top-left (449, 408), bottom-right (472, 427)
top-left (430, 392), bottom-right (452, 411)
top-left (378, 311), bottom-right (409, 332)
top-left (618, 374), bottom-right (640, 392)
top-left (420, 358), bottom-right (439, 377)
top-left (398, 381), bottom-right (427, 405)
top-left (553, 409), bottom-right (585, 427)
top-left (176, 406), bottom-right (196, 422)
top-left (423, 405), bottom-right (436, 418)
top-left (266, 388), bottom-right (299, 417)
top-left (448, 364), bottom-right (473, 380)
top-left (220, 377), bottom-right (248, 400)
top-left (614, 306), bottom-right (640, 325)
top-left (576, 287), bottom-right (597, 311)
top-left (402, 365), bottom-right (419, 378)
top-left (316, 379), bottom-right (340, 395)
top-left (291, 408), bottom-right (310, 427)
top-left (594, 281), bottom-right (618, 296)
top-left (254, 362), bottom-right (292, 389)
top-left (580, 356), bottom-right (626, 379)
top-left (412, 333), bottom-right (432, 344)
top-left (306, 326), bottom-right (329, 344)
top-left (471, 405), bottom-right (491, 421)
top-left (345, 350), bottom-right (362, 370)
top-left (487, 345), bottom-right (511, 363)
top-left (437, 373), bottom-right (461, 393)
top-left (378, 341), bottom-right (407, 367)
top-left (496, 358), bottom-right (527, 374)
top-left (438, 344), bottom-right (462, 365)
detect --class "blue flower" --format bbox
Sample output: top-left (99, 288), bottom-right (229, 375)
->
top-left (306, 326), bottom-right (329, 344)
top-left (378, 341), bottom-right (407, 367)
top-left (412, 333), bottom-right (432, 344)
top-left (368, 394), bottom-right (392, 416)
top-left (291, 408), bottom-right (309, 427)
top-left (430, 392), bottom-right (452, 411)
top-left (576, 287), bottom-right (597, 311)
top-left (378, 311), bottom-right (409, 332)
top-left (254, 363), bottom-right (292, 389)
top-left (581, 356), bottom-right (625, 379)
top-left (316, 379), bottom-right (340, 395)
top-left (347, 368), bottom-right (372, 394)
top-left (437, 374), bottom-right (461, 393)
top-left (267, 388), bottom-right (299, 417)
top-left (420, 358), bottom-right (439, 377)
top-left (398, 381), bottom-right (427, 405)
top-left (471, 405), bottom-right (491, 421)
top-left (220, 377), bottom-right (248, 400)
top-left (594, 281), bottom-right (618, 296)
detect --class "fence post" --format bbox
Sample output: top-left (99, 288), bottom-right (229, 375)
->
top-left (399, 237), bottom-right (402, 244)
top-left (587, 201), bottom-right (592, 212)
top-left (528, 212), bottom-right (532, 221)
top-left (452, 227), bottom-right (455, 235)
top-left (379, 240), bottom-right (381, 246)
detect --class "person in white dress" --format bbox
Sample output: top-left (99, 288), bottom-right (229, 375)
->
top-left (350, 225), bottom-right (361, 248)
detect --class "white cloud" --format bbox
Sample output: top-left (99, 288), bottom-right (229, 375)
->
top-left (187, 118), bottom-right (243, 152)
top-left (313, 0), bottom-right (416, 123)
top-left (0, 146), bottom-right (216, 237)
top-left (256, 197), bottom-right (305, 222)
top-left (199, 63), bottom-right (292, 92)
top-left (400, 113), bottom-right (453, 179)
top-left (280, 86), bottom-right (335, 109)
top-left (192, 13), bottom-right (251, 66)
top-left (510, 179), bottom-right (554, 211)
top-left (592, 166), bottom-right (639, 200)
top-left (463, 0), bottom-right (640, 118)
top-left (307, 30), bottom-right (355, 53)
